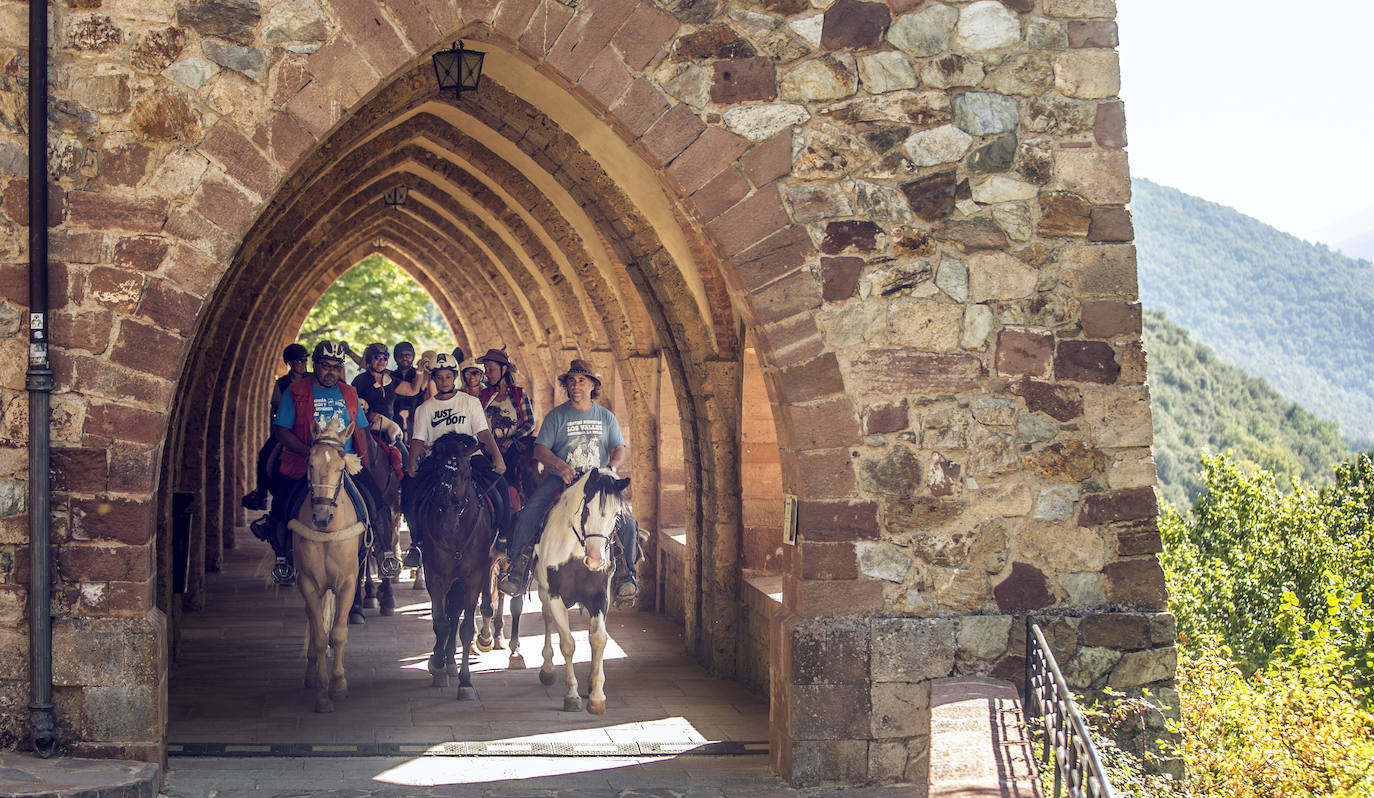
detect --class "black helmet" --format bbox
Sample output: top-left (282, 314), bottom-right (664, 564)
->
top-left (282, 343), bottom-right (309, 364)
top-left (394, 341), bottom-right (415, 356)
top-left (312, 340), bottom-right (347, 364)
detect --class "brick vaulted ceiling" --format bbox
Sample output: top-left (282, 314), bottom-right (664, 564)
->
top-left (212, 48), bottom-right (741, 388)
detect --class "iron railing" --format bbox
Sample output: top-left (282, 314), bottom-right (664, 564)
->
top-left (1024, 620), bottom-right (1116, 798)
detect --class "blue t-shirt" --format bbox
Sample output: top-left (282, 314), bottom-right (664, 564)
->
top-left (273, 383), bottom-right (369, 452)
top-left (535, 402), bottom-right (624, 472)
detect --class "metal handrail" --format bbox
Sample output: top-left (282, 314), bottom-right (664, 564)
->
top-left (1023, 620), bottom-right (1116, 798)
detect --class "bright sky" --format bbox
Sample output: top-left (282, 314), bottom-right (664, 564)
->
top-left (1116, 0), bottom-right (1374, 247)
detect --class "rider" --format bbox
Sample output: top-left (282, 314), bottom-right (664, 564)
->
top-left (243, 343), bottom-right (310, 511)
top-left (404, 353), bottom-right (512, 566)
top-left (266, 340), bottom-right (399, 584)
top-left (351, 342), bottom-right (430, 422)
top-left (391, 341), bottom-right (422, 438)
top-left (476, 348), bottom-right (535, 451)
top-left (497, 359), bottom-right (639, 603)
top-left (458, 359), bottom-right (485, 400)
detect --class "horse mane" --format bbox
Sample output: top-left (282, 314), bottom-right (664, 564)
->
top-left (313, 416), bottom-right (362, 474)
top-left (414, 432), bottom-right (479, 494)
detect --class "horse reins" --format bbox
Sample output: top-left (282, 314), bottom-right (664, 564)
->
top-left (308, 439), bottom-right (375, 548)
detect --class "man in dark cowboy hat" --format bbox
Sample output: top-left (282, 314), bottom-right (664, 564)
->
top-left (497, 359), bottom-right (640, 602)
top-left (476, 348), bottom-right (535, 448)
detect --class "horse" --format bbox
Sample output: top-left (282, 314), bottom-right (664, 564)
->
top-left (533, 468), bottom-right (631, 715)
top-left (476, 433), bottom-right (541, 668)
top-left (352, 405), bottom-right (406, 622)
top-left (290, 417), bottom-right (367, 713)
top-left (412, 432), bottom-right (495, 700)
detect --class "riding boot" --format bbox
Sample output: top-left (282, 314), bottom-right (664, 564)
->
top-left (612, 525), bottom-right (638, 603)
top-left (269, 519), bottom-right (294, 585)
top-left (241, 488), bottom-right (267, 511)
top-left (498, 545), bottom-right (534, 596)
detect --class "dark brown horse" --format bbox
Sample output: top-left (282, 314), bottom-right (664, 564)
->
top-left (412, 432), bottom-right (494, 700)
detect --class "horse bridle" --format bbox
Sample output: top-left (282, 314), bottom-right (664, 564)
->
top-left (309, 440), bottom-right (348, 510)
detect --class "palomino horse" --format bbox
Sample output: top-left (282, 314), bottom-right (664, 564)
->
top-left (412, 432), bottom-right (495, 700)
top-left (477, 434), bottom-right (541, 668)
top-left (534, 468), bottom-right (631, 715)
top-left (290, 417), bottom-right (367, 713)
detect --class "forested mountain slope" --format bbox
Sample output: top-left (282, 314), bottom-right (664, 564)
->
top-left (1144, 308), bottom-right (1351, 508)
top-left (1132, 178), bottom-right (1374, 449)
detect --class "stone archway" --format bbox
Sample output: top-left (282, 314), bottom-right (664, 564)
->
top-left (1, 0), bottom-right (1174, 787)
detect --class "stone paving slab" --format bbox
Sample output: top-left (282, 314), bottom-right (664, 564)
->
top-left (0, 752), bottom-right (159, 798)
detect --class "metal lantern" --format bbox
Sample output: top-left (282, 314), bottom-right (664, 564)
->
top-left (383, 185), bottom-right (408, 207)
top-left (432, 41), bottom-right (485, 98)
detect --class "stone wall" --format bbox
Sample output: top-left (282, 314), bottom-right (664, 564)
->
top-left (0, 0), bottom-right (1165, 784)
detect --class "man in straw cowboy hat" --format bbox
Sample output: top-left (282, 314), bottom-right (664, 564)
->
top-left (497, 358), bottom-right (640, 603)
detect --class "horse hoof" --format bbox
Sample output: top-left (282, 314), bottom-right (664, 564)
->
top-left (363, 596), bottom-right (379, 609)
top-left (562, 696), bottom-right (584, 712)
top-left (456, 686), bottom-right (478, 701)
top-left (348, 610), bottom-right (365, 625)
top-left (508, 654), bottom-right (526, 670)
top-left (413, 575), bottom-right (426, 591)
top-left (315, 699), bottom-right (334, 714)
top-left (379, 603), bottom-right (394, 617)
top-left (587, 699), bottom-right (605, 716)
top-left (330, 688), bottom-right (349, 701)
top-left (538, 669), bottom-right (555, 686)
top-left (432, 674), bottom-right (448, 688)
top-left (476, 635), bottom-right (494, 652)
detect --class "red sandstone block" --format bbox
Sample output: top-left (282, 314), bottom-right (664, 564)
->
top-left (689, 165), bottom-right (750, 221)
top-left (518, 1), bottom-right (575, 57)
top-left (163, 243), bottom-right (219, 298)
top-left (995, 328), bottom-right (1053, 378)
top-left (57, 543), bottom-right (153, 582)
top-left (138, 277), bottom-right (201, 334)
top-left (493, 0), bottom-right (541, 40)
top-left (108, 445), bottom-right (157, 494)
top-left (785, 574), bottom-right (884, 618)
top-left (613, 2), bottom-right (679, 71)
top-left (84, 402), bottom-right (164, 445)
top-left (111, 318), bottom-right (186, 376)
top-left (735, 225), bottom-right (815, 292)
top-left (71, 497), bottom-right (154, 546)
top-left (708, 186), bottom-right (790, 258)
top-left (611, 78), bottom-right (671, 137)
top-left (796, 499), bottom-right (878, 542)
top-left (199, 121), bottom-right (275, 199)
top-left (756, 312), bottom-right (826, 370)
top-left (1078, 487), bottom-right (1157, 526)
top-left (750, 268), bottom-right (823, 330)
top-left (50, 229), bottom-right (106, 263)
top-left (1079, 299), bottom-right (1141, 338)
top-left (112, 235), bottom-right (169, 271)
top-left (308, 38), bottom-right (378, 110)
top-left (268, 111), bottom-right (316, 170)
top-left (1088, 206), bottom-right (1133, 242)
top-left (710, 57), bottom-right (777, 104)
top-left (778, 352), bottom-right (845, 404)
top-left (670, 127), bottom-right (751, 196)
top-left (741, 130), bottom-right (792, 188)
top-left (66, 192), bottom-right (167, 233)
top-left (1068, 20), bottom-right (1118, 48)
top-left (1094, 101), bottom-right (1127, 148)
top-left (796, 448), bottom-right (857, 499)
top-left (383, 0), bottom-right (441, 52)
top-left (87, 267), bottom-right (144, 312)
top-left (849, 349), bottom-right (983, 395)
top-left (791, 683), bottom-right (871, 739)
top-left (285, 80), bottom-right (337, 138)
top-left (324, 0), bottom-right (411, 75)
top-left (547, 0), bottom-right (640, 79)
top-left (798, 540), bottom-right (859, 580)
top-left (641, 103), bottom-right (706, 167)
top-left (578, 47), bottom-right (633, 110)
top-left (51, 447), bottom-right (108, 494)
top-left (192, 175), bottom-right (257, 236)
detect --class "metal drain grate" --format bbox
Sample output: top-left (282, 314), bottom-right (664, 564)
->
top-left (168, 741), bottom-right (767, 757)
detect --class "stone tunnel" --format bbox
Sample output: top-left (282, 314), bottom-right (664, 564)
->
top-left (0, 0), bottom-right (1176, 786)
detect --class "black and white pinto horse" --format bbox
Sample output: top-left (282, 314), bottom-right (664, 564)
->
top-left (533, 468), bottom-right (631, 715)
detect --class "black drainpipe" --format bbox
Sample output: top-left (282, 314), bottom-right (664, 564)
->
top-left (27, 0), bottom-right (58, 758)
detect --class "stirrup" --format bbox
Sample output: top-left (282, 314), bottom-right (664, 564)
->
top-left (271, 559), bottom-right (294, 585)
top-left (378, 553), bottom-right (402, 580)
top-left (403, 546), bottom-right (422, 568)
top-left (250, 516), bottom-right (271, 542)
top-left (241, 489), bottom-right (267, 511)
top-left (497, 555), bottom-right (529, 596)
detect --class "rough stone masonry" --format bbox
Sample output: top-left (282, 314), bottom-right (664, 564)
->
top-left (0, 0), bottom-right (1172, 785)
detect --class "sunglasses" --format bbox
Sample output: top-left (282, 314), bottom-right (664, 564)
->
top-left (372, 354), bottom-right (389, 361)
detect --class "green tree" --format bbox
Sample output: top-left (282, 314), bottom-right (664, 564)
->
top-left (298, 254), bottom-right (455, 355)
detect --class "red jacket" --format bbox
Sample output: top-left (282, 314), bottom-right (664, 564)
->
top-left (279, 378), bottom-right (370, 480)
